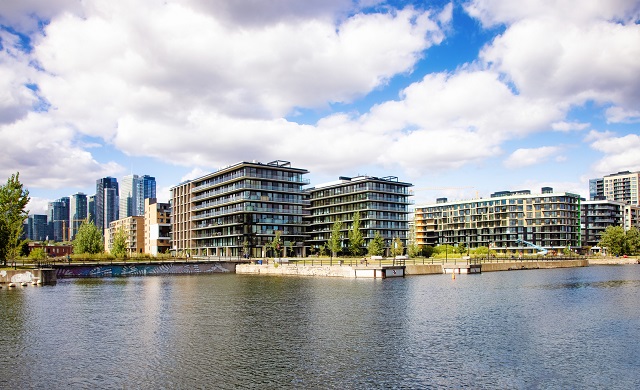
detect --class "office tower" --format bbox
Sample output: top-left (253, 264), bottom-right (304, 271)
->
top-left (47, 197), bottom-right (70, 242)
top-left (69, 193), bottom-right (88, 240)
top-left (120, 174), bottom-right (157, 219)
top-left (88, 195), bottom-right (96, 225)
top-left (95, 177), bottom-right (119, 233)
top-left (142, 175), bottom-right (156, 202)
top-left (28, 214), bottom-right (48, 241)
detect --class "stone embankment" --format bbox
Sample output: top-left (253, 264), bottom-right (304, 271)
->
top-left (588, 257), bottom-right (639, 265)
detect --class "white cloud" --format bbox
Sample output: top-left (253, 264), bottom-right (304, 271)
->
top-left (551, 121), bottom-right (590, 132)
top-left (504, 146), bottom-right (563, 169)
top-left (605, 106), bottom-right (640, 123)
top-left (0, 113), bottom-right (124, 189)
top-left (589, 133), bottom-right (640, 175)
top-left (26, 196), bottom-right (50, 215)
top-left (478, 7), bottom-right (640, 110)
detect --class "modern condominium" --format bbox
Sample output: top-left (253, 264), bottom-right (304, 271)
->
top-left (306, 175), bottom-right (413, 255)
top-left (171, 160), bottom-right (310, 258)
top-left (414, 187), bottom-right (582, 253)
top-left (590, 170), bottom-right (640, 205)
top-left (144, 198), bottom-right (171, 255)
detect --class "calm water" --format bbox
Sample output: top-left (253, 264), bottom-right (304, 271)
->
top-left (1, 266), bottom-right (639, 389)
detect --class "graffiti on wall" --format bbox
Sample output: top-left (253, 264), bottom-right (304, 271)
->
top-left (56, 262), bottom-right (233, 278)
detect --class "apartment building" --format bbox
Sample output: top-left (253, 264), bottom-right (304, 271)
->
top-left (415, 187), bottom-right (582, 254)
top-left (144, 198), bottom-right (171, 255)
top-left (306, 176), bottom-right (413, 255)
top-left (581, 199), bottom-right (625, 248)
top-left (590, 170), bottom-right (640, 205)
top-left (170, 160), bottom-right (310, 258)
top-left (105, 216), bottom-right (145, 255)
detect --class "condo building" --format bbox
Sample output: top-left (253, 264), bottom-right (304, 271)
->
top-left (306, 176), bottom-right (413, 255)
top-left (414, 187), bottom-right (582, 254)
top-left (27, 214), bottom-right (48, 241)
top-left (590, 170), bottom-right (640, 205)
top-left (104, 216), bottom-right (145, 255)
top-left (120, 174), bottom-right (157, 219)
top-left (144, 198), bottom-right (171, 255)
top-left (170, 160), bottom-right (310, 258)
top-left (581, 199), bottom-right (625, 249)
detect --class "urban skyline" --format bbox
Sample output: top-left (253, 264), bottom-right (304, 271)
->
top-left (2, 1), bottom-right (639, 214)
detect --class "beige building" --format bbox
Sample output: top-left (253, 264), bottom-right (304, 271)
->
top-left (105, 216), bottom-right (145, 256)
top-left (144, 198), bottom-right (171, 255)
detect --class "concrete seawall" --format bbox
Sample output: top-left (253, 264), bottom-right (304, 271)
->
top-left (480, 259), bottom-right (588, 272)
top-left (236, 264), bottom-right (354, 277)
top-left (0, 269), bottom-right (57, 285)
top-left (405, 264), bottom-right (444, 275)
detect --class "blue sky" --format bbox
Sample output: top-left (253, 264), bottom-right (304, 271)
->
top-left (1, 0), bottom-right (639, 214)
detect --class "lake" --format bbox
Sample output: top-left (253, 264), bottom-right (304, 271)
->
top-left (1, 265), bottom-right (639, 389)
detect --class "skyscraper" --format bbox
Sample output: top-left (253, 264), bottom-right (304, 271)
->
top-left (120, 174), bottom-right (157, 219)
top-left (69, 193), bottom-right (88, 240)
top-left (48, 197), bottom-right (70, 242)
top-left (95, 177), bottom-right (119, 233)
top-left (28, 214), bottom-right (48, 241)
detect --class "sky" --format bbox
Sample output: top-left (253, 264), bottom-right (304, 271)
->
top-left (1, 0), bottom-right (640, 215)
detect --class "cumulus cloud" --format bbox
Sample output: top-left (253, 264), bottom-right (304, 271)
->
top-left (504, 146), bottom-right (563, 169)
top-left (0, 113), bottom-right (124, 189)
top-left (589, 133), bottom-right (640, 175)
top-left (605, 106), bottom-right (640, 123)
top-left (551, 121), bottom-right (590, 132)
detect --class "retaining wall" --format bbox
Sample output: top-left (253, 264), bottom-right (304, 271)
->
top-left (480, 259), bottom-right (588, 272)
top-left (405, 264), bottom-right (443, 275)
top-left (236, 264), bottom-right (354, 278)
top-left (0, 269), bottom-right (57, 285)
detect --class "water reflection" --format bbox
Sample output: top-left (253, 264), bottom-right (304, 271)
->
top-left (0, 266), bottom-right (639, 388)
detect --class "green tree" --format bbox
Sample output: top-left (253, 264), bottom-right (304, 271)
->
top-left (73, 220), bottom-right (104, 254)
top-left (598, 225), bottom-right (626, 256)
top-left (626, 227), bottom-right (640, 255)
top-left (391, 237), bottom-right (404, 258)
top-left (29, 247), bottom-right (46, 260)
top-left (0, 172), bottom-right (30, 266)
top-left (348, 211), bottom-right (364, 256)
top-left (328, 220), bottom-right (343, 258)
top-left (421, 245), bottom-right (435, 258)
top-left (111, 228), bottom-right (128, 258)
top-left (367, 231), bottom-right (385, 256)
top-left (269, 230), bottom-right (282, 258)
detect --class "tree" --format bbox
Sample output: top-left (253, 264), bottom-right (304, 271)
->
top-left (73, 220), bottom-right (104, 254)
top-left (367, 231), bottom-right (385, 256)
top-left (269, 230), bottom-right (282, 258)
top-left (29, 247), bottom-right (46, 260)
top-left (421, 245), bottom-right (435, 258)
top-left (0, 172), bottom-right (30, 266)
top-left (328, 220), bottom-right (343, 258)
top-left (348, 211), bottom-right (364, 256)
top-left (598, 225), bottom-right (626, 256)
top-left (391, 237), bottom-right (404, 258)
top-left (626, 227), bottom-right (640, 255)
top-left (111, 228), bottom-right (128, 258)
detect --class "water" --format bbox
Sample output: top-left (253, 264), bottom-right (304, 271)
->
top-left (1, 265), bottom-right (639, 389)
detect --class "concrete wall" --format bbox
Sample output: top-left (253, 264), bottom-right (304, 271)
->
top-left (236, 264), bottom-right (354, 278)
top-left (480, 260), bottom-right (588, 272)
top-left (405, 264), bottom-right (443, 275)
top-left (0, 269), bottom-right (57, 285)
